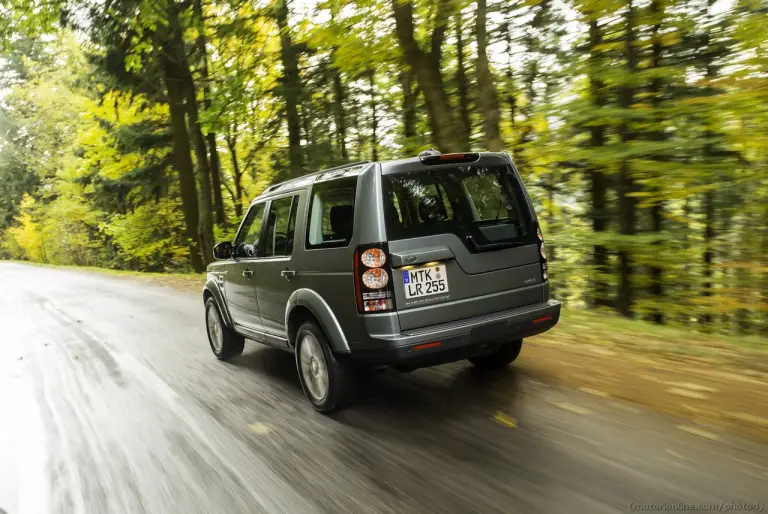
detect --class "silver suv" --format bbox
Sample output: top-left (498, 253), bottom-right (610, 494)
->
top-left (203, 151), bottom-right (560, 412)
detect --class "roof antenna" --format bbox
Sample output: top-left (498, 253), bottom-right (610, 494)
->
top-left (418, 148), bottom-right (441, 159)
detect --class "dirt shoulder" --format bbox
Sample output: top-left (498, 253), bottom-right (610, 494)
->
top-left (522, 311), bottom-right (768, 442)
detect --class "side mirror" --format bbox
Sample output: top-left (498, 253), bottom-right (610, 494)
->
top-left (213, 241), bottom-right (233, 260)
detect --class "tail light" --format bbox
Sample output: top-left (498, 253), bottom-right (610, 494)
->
top-left (354, 243), bottom-right (396, 313)
top-left (536, 222), bottom-right (548, 281)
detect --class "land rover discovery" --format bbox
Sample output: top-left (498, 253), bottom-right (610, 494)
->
top-left (203, 151), bottom-right (560, 412)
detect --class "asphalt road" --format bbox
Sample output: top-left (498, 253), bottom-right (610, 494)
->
top-left (1, 262), bottom-right (766, 514)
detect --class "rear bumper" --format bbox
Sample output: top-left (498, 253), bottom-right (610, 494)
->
top-left (351, 299), bottom-right (560, 366)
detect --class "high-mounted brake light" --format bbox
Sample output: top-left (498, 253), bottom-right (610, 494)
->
top-left (418, 150), bottom-right (480, 165)
top-left (354, 243), bottom-right (396, 313)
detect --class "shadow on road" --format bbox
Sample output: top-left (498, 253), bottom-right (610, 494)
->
top-left (230, 345), bottom-right (525, 425)
top-left (230, 347), bottom-right (305, 395)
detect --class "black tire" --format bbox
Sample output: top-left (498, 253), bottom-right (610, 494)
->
top-left (295, 321), bottom-right (355, 413)
top-left (469, 339), bottom-right (523, 369)
top-left (205, 298), bottom-right (244, 361)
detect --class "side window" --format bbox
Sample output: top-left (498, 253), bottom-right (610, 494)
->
top-left (306, 176), bottom-right (358, 249)
top-left (234, 203), bottom-right (265, 258)
top-left (263, 195), bottom-right (299, 257)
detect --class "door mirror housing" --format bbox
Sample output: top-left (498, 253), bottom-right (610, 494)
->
top-left (213, 241), bottom-right (233, 260)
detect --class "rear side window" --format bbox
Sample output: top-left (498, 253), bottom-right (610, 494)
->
top-left (263, 195), bottom-right (299, 257)
top-left (382, 165), bottom-right (533, 251)
top-left (306, 177), bottom-right (358, 249)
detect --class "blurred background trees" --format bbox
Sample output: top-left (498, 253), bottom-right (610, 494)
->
top-left (0, 0), bottom-right (765, 334)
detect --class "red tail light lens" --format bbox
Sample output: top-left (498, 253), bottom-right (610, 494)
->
top-left (361, 248), bottom-right (387, 268)
top-left (354, 243), bottom-right (396, 313)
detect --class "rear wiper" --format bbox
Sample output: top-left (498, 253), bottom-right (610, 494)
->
top-left (466, 235), bottom-right (526, 253)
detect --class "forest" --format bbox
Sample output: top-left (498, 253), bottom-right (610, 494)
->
top-left (0, 0), bottom-right (765, 335)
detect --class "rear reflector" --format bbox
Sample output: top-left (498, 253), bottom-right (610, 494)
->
top-left (532, 315), bottom-right (553, 324)
top-left (412, 341), bottom-right (442, 351)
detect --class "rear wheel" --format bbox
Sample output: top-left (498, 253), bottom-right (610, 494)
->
top-left (469, 339), bottom-right (523, 369)
top-left (205, 298), bottom-right (244, 361)
top-left (295, 321), bottom-right (355, 413)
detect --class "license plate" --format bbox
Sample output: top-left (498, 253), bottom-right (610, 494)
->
top-left (402, 264), bottom-right (449, 299)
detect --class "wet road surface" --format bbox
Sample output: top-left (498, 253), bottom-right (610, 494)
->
top-left (1, 262), bottom-right (766, 514)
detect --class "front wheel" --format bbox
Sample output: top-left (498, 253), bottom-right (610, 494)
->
top-left (205, 298), bottom-right (244, 361)
top-left (295, 322), bottom-right (355, 413)
top-left (469, 339), bottom-right (523, 369)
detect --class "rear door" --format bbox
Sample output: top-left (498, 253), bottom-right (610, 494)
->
top-left (252, 193), bottom-right (302, 341)
top-left (382, 157), bottom-right (543, 330)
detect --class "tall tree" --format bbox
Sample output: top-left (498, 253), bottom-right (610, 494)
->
top-left (475, 0), bottom-right (502, 151)
top-left (274, 0), bottom-right (304, 176)
top-left (192, 0), bottom-right (226, 226)
top-left (391, 0), bottom-right (469, 152)
top-left (455, 11), bottom-right (471, 145)
top-left (616, 0), bottom-right (638, 317)
top-left (167, 0), bottom-right (215, 265)
top-left (586, 15), bottom-right (610, 308)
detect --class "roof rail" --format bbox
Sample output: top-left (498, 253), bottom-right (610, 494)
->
top-left (319, 160), bottom-right (372, 174)
top-left (262, 161), bottom-right (371, 195)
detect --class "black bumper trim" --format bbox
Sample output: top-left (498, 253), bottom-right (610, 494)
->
top-left (351, 300), bottom-right (561, 366)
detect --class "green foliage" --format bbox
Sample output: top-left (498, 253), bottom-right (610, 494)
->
top-left (101, 199), bottom-right (190, 271)
top-left (0, 0), bottom-right (765, 336)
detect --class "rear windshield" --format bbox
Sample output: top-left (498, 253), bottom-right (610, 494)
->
top-left (382, 165), bottom-right (534, 251)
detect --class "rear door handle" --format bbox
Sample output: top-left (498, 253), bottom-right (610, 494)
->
top-left (243, 268), bottom-right (254, 278)
top-left (281, 270), bottom-right (296, 280)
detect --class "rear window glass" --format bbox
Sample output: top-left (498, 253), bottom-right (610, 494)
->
top-left (382, 165), bottom-right (533, 250)
top-left (306, 176), bottom-right (358, 249)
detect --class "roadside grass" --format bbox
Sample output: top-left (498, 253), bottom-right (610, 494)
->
top-left (536, 308), bottom-right (768, 374)
top-left (4, 260), bottom-right (205, 293)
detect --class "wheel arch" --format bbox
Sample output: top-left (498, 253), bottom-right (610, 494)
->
top-left (203, 277), bottom-right (234, 328)
top-left (285, 289), bottom-right (350, 353)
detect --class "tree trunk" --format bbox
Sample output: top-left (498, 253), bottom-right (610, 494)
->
top-left (616, 0), bottom-right (637, 318)
top-left (193, 0), bottom-right (226, 226)
top-left (700, 0), bottom-right (718, 327)
top-left (649, 0), bottom-right (665, 324)
top-left (391, 0), bottom-right (465, 152)
top-left (160, 52), bottom-right (204, 272)
top-left (588, 18), bottom-right (610, 309)
top-left (701, 190), bottom-right (715, 325)
top-left (475, 0), bottom-right (503, 151)
top-left (369, 69), bottom-right (378, 161)
top-left (275, 0), bottom-right (303, 176)
top-left (332, 65), bottom-right (348, 162)
top-left (168, 0), bottom-right (215, 266)
top-left (226, 133), bottom-right (244, 219)
top-left (329, 7), bottom-right (348, 163)
top-left (455, 12), bottom-right (471, 145)
top-left (400, 70), bottom-right (418, 151)
top-left (502, 3), bottom-right (518, 159)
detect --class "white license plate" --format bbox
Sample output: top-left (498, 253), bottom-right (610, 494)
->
top-left (402, 264), bottom-right (449, 299)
